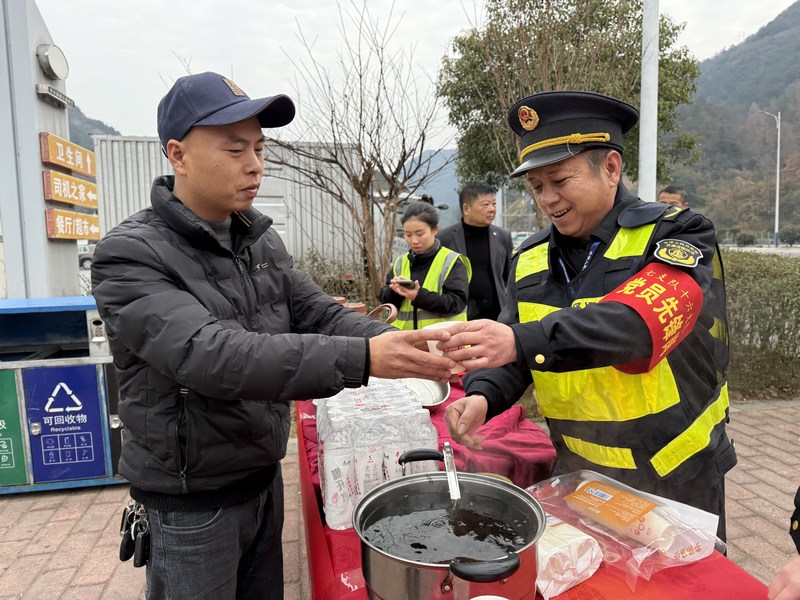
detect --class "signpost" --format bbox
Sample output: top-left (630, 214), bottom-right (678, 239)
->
top-left (39, 132), bottom-right (95, 178)
top-left (39, 132), bottom-right (100, 244)
top-left (45, 207), bottom-right (101, 241)
top-left (42, 169), bottom-right (97, 209)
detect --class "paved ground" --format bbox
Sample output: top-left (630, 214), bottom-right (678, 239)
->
top-left (0, 397), bottom-right (798, 599)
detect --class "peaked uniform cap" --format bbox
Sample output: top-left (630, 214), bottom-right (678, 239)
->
top-left (507, 91), bottom-right (639, 177)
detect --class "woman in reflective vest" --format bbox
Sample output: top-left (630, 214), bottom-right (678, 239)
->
top-left (377, 201), bottom-right (471, 330)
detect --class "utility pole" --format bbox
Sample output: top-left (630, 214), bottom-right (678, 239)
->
top-left (638, 0), bottom-right (659, 202)
top-left (760, 110), bottom-right (781, 247)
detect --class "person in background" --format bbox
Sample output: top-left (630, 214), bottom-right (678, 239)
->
top-left (657, 185), bottom-right (689, 208)
top-left (438, 182), bottom-right (513, 320)
top-left (440, 91), bottom-right (736, 541)
top-left (91, 71), bottom-right (457, 600)
top-left (378, 200), bottom-right (470, 330)
top-left (768, 486), bottom-right (800, 599)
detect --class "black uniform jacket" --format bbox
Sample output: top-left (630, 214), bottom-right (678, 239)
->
top-left (464, 185), bottom-right (735, 487)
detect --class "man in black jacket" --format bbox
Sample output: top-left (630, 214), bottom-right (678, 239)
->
top-left (437, 182), bottom-right (513, 320)
top-left (91, 72), bottom-right (457, 600)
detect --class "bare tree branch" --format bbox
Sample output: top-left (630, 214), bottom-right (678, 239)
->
top-left (266, 0), bottom-right (455, 300)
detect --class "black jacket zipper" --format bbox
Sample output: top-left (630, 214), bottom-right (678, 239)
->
top-left (175, 387), bottom-right (190, 493)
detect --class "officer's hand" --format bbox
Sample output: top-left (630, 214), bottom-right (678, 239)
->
top-left (769, 554), bottom-right (800, 600)
top-left (444, 395), bottom-right (488, 448)
top-left (437, 320), bottom-right (517, 370)
top-left (368, 329), bottom-right (455, 381)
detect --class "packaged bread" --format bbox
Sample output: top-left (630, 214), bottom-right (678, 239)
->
top-left (537, 514), bottom-right (602, 599)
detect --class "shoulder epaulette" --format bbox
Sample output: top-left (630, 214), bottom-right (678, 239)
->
top-left (512, 227), bottom-right (550, 258)
top-left (618, 202), bottom-right (677, 228)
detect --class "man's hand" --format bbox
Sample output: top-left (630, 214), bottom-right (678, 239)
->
top-left (369, 329), bottom-right (457, 381)
top-left (769, 554), bottom-right (800, 600)
top-left (444, 395), bottom-right (488, 448)
top-left (436, 320), bottom-right (518, 371)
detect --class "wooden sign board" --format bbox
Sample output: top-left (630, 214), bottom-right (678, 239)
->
top-left (39, 132), bottom-right (96, 178)
top-left (42, 170), bottom-right (98, 209)
top-left (45, 208), bottom-right (101, 241)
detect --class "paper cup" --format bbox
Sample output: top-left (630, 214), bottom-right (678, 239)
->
top-left (422, 322), bottom-right (463, 374)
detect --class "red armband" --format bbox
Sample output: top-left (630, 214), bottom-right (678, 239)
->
top-left (599, 263), bottom-right (703, 373)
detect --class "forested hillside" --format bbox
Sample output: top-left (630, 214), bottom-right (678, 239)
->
top-left (671, 1), bottom-right (800, 239)
top-left (67, 105), bottom-right (120, 151)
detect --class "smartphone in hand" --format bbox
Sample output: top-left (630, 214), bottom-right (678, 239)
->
top-left (396, 279), bottom-right (416, 289)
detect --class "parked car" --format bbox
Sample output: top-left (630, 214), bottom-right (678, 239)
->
top-left (511, 231), bottom-right (534, 250)
top-left (78, 244), bottom-right (95, 270)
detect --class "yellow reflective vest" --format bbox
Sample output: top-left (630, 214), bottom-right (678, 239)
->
top-left (392, 247), bottom-right (471, 330)
top-left (465, 191), bottom-right (733, 488)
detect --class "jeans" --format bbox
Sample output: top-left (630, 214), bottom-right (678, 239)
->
top-left (145, 465), bottom-right (284, 600)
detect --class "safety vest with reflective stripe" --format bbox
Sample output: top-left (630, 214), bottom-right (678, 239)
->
top-left (392, 247), bottom-right (471, 330)
top-left (516, 219), bottom-right (730, 484)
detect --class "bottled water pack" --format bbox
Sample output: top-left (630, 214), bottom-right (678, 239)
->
top-left (316, 377), bottom-right (439, 530)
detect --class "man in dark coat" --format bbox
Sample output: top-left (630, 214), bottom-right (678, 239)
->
top-left (437, 182), bottom-right (513, 320)
top-left (91, 72), bottom-right (457, 600)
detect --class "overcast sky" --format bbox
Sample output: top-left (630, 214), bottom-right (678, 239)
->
top-left (34, 0), bottom-right (798, 145)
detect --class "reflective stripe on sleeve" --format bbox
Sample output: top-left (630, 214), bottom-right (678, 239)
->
top-left (650, 384), bottom-right (730, 477)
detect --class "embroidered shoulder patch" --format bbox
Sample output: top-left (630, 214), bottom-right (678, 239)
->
top-left (654, 239), bottom-right (702, 268)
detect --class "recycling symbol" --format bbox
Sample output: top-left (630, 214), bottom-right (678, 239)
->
top-left (44, 382), bottom-right (83, 413)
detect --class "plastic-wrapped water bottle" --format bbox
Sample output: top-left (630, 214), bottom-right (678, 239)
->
top-left (353, 413), bottom-right (384, 499)
top-left (404, 409), bottom-right (440, 474)
top-left (381, 411), bottom-right (408, 482)
top-left (320, 416), bottom-right (355, 530)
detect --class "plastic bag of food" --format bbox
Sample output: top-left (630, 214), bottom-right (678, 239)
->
top-left (526, 470), bottom-right (724, 591)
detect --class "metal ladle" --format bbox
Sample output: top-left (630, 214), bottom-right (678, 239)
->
top-left (442, 441), bottom-right (461, 501)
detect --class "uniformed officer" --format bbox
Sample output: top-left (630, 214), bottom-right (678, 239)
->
top-left (441, 91), bottom-right (736, 541)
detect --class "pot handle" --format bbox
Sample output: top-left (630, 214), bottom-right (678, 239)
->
top-left (398, 449), bottom-right (443, 464)
top-left (449, 554), bottom-right (521, 583)
top-left (398, 449), bottom-right (444, 476)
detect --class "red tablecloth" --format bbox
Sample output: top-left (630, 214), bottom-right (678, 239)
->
top-left (300, 381), bottom-right (557, 492)
top-left (296, 385), bottom-right (768, 599)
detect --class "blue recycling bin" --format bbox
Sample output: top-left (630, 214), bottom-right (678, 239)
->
top-left (0, 296), bottom-right (124, 493)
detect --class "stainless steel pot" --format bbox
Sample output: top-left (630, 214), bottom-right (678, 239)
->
top-left (352, 451), bottom-right (546, 600)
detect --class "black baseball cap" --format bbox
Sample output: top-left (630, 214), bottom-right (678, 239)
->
top-left (157, 71), bottom-right (296, 151)
top-left (507, 91), bottom-right (639, 177)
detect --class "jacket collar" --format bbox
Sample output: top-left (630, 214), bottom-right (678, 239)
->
top-left (150, 176), bottom-right (272, 252)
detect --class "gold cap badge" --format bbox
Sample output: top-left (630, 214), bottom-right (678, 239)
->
top-left (518, 106), bottom-right (539, 131)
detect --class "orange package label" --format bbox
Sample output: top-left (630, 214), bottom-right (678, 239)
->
top-left (564, 480), bottom-right (657, 529)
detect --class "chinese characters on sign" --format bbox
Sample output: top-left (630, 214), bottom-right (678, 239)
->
top-left (23, 365), bottom-right (106, 482)
top-left (39, 132), bottom-right (100, 242)
top-left (42, 170), bottom-right (98, 209)
top-left (39, 132), bottom-right (96, 178)
top-left (45, 208), bottom-right (101, 241)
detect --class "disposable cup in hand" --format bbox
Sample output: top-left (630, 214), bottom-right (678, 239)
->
top-left (422, 322), bottom-right (464, 374)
